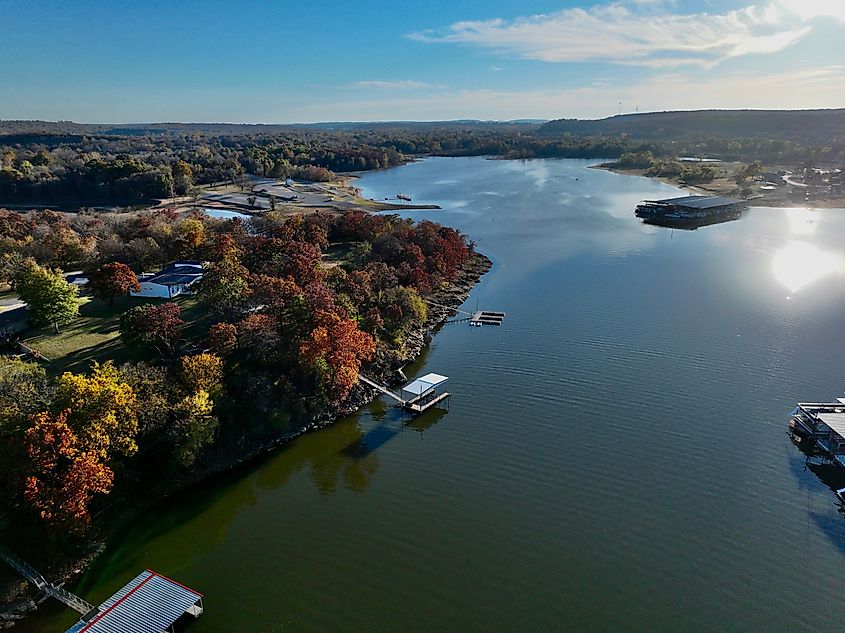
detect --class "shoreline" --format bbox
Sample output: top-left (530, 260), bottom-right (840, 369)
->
top-left (592, 163), bottom-right (845, 209)
top-left (0, 250), bottom-right (493, 626)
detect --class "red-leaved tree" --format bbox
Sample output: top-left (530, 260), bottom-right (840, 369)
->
top-left (88, 262), bottom-right (141, 304)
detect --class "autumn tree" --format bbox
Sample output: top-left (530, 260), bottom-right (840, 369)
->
top-left (173, 217), bottom-right (206, 258)
top-left (53, 361), bottom-right (139, 459)
top-left (117, 362), bottom-right (178, 436)
top-left (24, 410), bottom-right (114, 527)
top-left (0, 357), bottom-right (50, 494)
top-left (208, 322), bottom-right (238, 355)
top-left (88, 262), bottom-right (141, 304)
top-left (24, 362), bottom-right (137, 527)
top-left (0, 357), bottom-right (50, 434)
top-left (174, 390), bottom-right (218, 466)
top-left (14, 260), bottom-right (79, 332)
top-left (198, 252), bottom-right (250, 316)
top-left (179, 353), bottom-right (224, 396)
top-left (300, 312), bottom-right (375, 400)
top-left (120, 302), bottom-right (183, 357)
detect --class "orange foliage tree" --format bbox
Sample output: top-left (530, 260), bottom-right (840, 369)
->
top-left (300, 311), bottom-right (375, 400)
top-left (24, 410), bottom-right (114, 527)
top-left (23, 362), bottom-right (138, 528)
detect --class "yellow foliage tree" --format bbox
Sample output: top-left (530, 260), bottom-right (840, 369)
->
top-left (175, 389), bottom-right (218, 466)
top-left (179, 352), bottom-right (224, 396)
top-left (53, 361), bottom-right (139, 459)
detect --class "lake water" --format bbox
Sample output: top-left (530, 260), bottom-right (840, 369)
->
top-left (202, 208), bottom-right (252, 220)
top-left (21, 158), bottom-right (845, 632)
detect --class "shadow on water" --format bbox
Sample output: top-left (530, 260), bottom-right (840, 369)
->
top-left (810, 510), bottom-right (845, 558)
top-left (806, 462), bottom-right (845, 493)
top-left (405, 407), bottom-right (447, 436)
top-left (73, 412), bottom-right (394, 596)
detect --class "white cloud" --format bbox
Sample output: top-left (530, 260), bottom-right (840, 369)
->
top-left (777, 0), bottom-right (845, 21)
top-left (347, 80), bottom-right (432, 90)
top-left (409, 3), bottom-right (813, 68)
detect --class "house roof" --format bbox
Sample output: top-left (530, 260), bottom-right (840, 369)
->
top-left (65, 570), bottom-right (201, 633)
top-left (143, 266), bottom-right (203, 286)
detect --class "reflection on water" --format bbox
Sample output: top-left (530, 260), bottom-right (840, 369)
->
top-left (772, 241), bottom-right (844, 293)
top-left (784, 207), bottom-right (818, 236)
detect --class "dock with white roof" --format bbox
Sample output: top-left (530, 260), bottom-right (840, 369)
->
top-left (359, 372), bottom-right (450, 414)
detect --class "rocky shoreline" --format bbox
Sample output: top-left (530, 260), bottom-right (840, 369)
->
top-left (0, 250), bottom-right (493, 627)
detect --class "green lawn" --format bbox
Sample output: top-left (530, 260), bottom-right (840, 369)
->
top-left (23, 294), bottom-right (211, 376)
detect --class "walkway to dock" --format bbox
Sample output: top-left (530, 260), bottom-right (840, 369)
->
top-left (358, 375), bottom-right (405, 403)
top-left (0, 548), bottom-right (95, 614)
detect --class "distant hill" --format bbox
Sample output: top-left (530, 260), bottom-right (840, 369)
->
top-left (538, 109), bottom-right (845, 145)
top-left (0, 119), bottom-right (541, 137)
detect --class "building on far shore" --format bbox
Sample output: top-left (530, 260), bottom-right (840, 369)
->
top-left (130, 261), bottom-right (204, 299)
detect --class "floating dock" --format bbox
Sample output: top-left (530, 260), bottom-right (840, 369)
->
top-left (470, 311), bottom-right (505, 326)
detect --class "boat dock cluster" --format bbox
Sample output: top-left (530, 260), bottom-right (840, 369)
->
top-left (789, 399), bottom-right (845, 468)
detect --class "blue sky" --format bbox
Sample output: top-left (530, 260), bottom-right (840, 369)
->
top-left (1, 0), bottom-right (843, 122)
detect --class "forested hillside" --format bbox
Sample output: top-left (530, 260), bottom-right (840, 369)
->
top-left (538, 109), bottom-right (845, 146)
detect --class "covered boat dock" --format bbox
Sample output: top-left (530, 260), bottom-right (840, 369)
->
top-left (65, 569), bottom-right (203, 633)
top-left (401, 373), bottom-right (450, 413)
top-left (358, 372), bottom-right (451, 414)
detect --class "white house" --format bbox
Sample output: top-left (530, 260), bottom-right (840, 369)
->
top-left (130, 261), bottom-right (204, 299)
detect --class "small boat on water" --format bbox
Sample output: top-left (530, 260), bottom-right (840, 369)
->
top-left (396, 193), bottom-right (412, 202)
top-left (836, 487), bottom-right (845, 504)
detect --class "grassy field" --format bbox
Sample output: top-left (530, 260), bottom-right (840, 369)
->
top-left (22, 294), bottom-right (211, 376)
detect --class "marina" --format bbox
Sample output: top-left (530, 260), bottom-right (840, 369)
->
top-left (635, 195), bottom-right (747, 229)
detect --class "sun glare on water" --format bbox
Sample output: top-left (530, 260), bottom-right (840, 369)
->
top-left (772, 241), bottom-right (845, 294)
